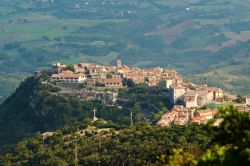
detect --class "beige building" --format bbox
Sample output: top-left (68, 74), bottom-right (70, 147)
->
top-left (214, 89), bottom-right (224, 100)
top-left (169, 85), bottom-right (186, 104)
top-left (73, 64), bottom-right (86, 73)
top-left (196, 90), bottom-right (214, 106)
top-left (245, 96), bottom-right (250, 105)
top-left (195, 109), bottom-right (217, 120)
top-left (103, 78), bottom-right (123, 88)
top-left (166, 79), bottom-right (173, 88)
top-left (208, 87), bottom-right (224, 100)
top-left (156, 111), bottom-right (177, 127)
top-left (197, 95), bottom-right (207, 106)
top-left (183, 91), bottom-right (198, 108)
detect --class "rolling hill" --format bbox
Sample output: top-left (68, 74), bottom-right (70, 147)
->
top-left (1, 0), bottom-right (250, 102)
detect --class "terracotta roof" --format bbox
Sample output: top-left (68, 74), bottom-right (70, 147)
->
top-left (103, 78), bottom-right (122, 84)
top-left (208, 87), bottom-right (222, 92)
top-left (73, 64), bottom-right (84, 69)
top-left (52, 70), bottom-right (85, 79)
top-left (192, 117), bottom-right (206, 123)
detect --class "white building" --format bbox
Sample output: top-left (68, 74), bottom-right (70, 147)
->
top-left (165, 79), bottom-right (173, 88)
top-left (246, 96), bottom-right (250, 105)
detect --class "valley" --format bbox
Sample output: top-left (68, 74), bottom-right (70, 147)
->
top-left (1, 0), bottom-right (250, 103)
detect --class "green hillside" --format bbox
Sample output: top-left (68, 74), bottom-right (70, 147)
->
top-left (1, 105), bottom-right (249, 165)
top-left (0, 73), bottom-right (171, 152)
top-left (1, 0), bottom-right (250, 102)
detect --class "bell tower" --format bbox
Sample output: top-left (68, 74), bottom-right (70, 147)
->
top-left (116, 58), bottom-right (122, 68)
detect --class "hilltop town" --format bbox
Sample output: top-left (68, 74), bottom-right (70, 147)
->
top-left (36, 59), bottom-right (250, 127)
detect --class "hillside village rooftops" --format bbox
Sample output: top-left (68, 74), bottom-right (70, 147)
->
top-left (170, 85), bottom-right (185, 89)
top-left (52, 70), bottom-right (85, 78)
top-left (195, 109), bottom-right (218, 118)
top-left (183, 91), bottom-right (197, 103)
top-left (73, 64), bottom-right (85, 69)
top-left (103, 78), bottom-right (123, 84)
top-left (208, 87), bottom-right (223, 92)
top-left (191, 116), bottom-right (207, 124)
top-left (167, 111), bottom-right (178, 117)
top-left (196, 90), bottom-right (211, 95)
top-left (184, 91), bottom-right (197, 97)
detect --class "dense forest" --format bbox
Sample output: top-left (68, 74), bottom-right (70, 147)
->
top-left (0, 105), bottom-right (249, 165)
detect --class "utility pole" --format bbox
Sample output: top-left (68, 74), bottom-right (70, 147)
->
top-left (130, 111), bottom-right (133, 126)
top-left (74, 144), bottom-right (78, 166)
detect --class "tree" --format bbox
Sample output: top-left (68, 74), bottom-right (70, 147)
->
top-left (223, 95), bottom-right (229, 101)
top-left (168, 148), bottom-right (196, 166)
top-left (198, 105), bottom-right (250, 165)
top-left (106, 73), bottom-right (112, 79)
top-left (133, 102), bottom-right (143, 124)
top-left (79, 83), bottom-right (86, 89)
top-left (154, 107), bottom-right (167, 121)
top-left (64, 65), bottom-right (74, 72)
top-left (235, 94), bottom-right (245, 103)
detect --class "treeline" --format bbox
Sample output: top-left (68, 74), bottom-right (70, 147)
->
top-left (0, 124), bottom-right (210, 166)
top-left (0, 105), bottom-right (249, 165)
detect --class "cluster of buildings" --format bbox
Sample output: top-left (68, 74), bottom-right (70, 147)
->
top-left (157, 72), bottom-right (225, 126)
top-left (50, 59), bottom-right (182, 89)
top-left (48, 59), bottom-right (226, 109)
top-left (47, 59), bottom-right (249, 125)
top-left (49, 59), bottom-right (182, 105)
top-left (169, 83), bottom-right (224, 108)
top-left (157, 105), bottom-right (218, 127)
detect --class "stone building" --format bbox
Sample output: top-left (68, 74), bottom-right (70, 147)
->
top-left (103, 78), bottom-right (123, 88)
top-left (169, 85), bottom-right (186, 104)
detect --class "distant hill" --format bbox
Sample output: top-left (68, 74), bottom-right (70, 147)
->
top-left (1, 0), bottom-right (250, 102)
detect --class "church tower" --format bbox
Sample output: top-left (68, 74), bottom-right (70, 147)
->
top-left (116, 58), bottom-right (122, 68)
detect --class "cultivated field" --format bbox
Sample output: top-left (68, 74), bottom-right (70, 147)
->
top-left (1, 0), bottom-right (250, 102)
